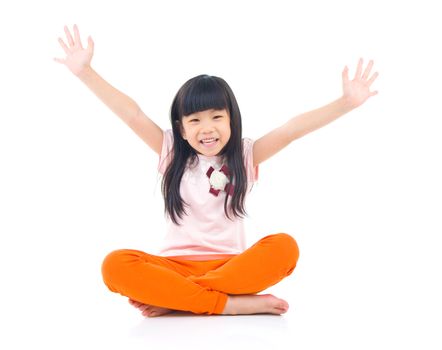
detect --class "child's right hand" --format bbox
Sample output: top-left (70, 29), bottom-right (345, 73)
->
top-left (54, 24), bottom-right (94, 76)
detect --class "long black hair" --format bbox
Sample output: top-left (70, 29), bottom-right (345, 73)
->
top-left (161, 74), bottom-right (248, 225)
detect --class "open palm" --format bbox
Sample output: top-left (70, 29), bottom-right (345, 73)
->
top-left (54, 24), bottom-right (94, 76)
top-left (342, 58), bottom-right (379, 109)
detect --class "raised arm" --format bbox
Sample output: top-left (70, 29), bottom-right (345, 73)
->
top-left (253, 58), bottom-right (379, 167)
top-left (54, 24), bottom-right (163, 155)
top-left (76, 66), bottom-right (163, 155)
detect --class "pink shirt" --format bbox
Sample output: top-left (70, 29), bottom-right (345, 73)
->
top-left (157, 129), bottom-right (259, 260)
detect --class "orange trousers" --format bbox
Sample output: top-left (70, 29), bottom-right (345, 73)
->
top-left (101, 233), bottom-right (299, 315)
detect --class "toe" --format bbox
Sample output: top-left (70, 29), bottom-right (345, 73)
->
top-left (140, 305), bottom-right (151, 313)
top-left (133, 301), bottom-right (143, 308)
top-left (129, 299), bottom-right (142, 308)
top-left (142, 308), bottom-right (151, 316)
top-left (279, 301), bottom-right (288, 308)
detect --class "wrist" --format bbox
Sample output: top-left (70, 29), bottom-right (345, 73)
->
top-left (76, 64), bottom-right (94, 81)
top-left (339, 95), bottom-right (357, 113)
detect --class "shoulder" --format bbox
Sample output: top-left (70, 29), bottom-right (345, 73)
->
top-left (241, 137), bottom-right (259, 183)
top-left (165, 129), bottom-right (174, 140)
top-left (158, 129), bottom-right (175, 175)
top-left (242, 137), bottom-right (255, 158)
top-left (163, 129), bottom-right (174, 150)
top-left (242, 137), bottom-right (255, 149)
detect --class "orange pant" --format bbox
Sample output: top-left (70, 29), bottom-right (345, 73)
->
top-left (101, 233), bottom-right (299, 315)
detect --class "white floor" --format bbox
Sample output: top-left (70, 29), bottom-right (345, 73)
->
top-left (2, 244), bottom-right (441, 350)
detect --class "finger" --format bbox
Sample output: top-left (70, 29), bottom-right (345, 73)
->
top-left (367, 71), bottom-right (379, 86)
top-left (64, 25), bottom-right (75, 47)
top-left (342, 65), bottom-right (349, 83)
top-left (355, 58), bottom-right (363, 80)
top-left (362, 59), bottom-right (374, 80)
top-left (57, 37), bottom-right (71, 55)
top-left (370, 90), bottom-right (378, 97)
top-left (73, 24), bottom-right (83, 49)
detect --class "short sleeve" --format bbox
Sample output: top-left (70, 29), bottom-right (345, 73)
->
top-left (158, 129), bottom-right (174, 175)
top-left (242, 137), bottom-right (259, 183)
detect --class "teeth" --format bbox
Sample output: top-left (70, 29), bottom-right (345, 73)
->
top-left (202, 138), bottom-right (216, 143)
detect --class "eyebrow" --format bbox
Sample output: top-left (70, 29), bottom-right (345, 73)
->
top-left (183, 110), bottom-right (227, 118)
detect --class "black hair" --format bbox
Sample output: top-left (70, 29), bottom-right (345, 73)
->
top-left (161, 74), bottom-right (248, 225)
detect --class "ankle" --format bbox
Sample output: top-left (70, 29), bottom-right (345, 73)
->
top-left (221, 296), bottom-right (237, 315)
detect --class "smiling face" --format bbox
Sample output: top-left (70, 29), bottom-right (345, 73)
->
top-left (179, 108), bottom-right (231, 157)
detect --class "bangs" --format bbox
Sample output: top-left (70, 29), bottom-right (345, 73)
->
top-left (179, 75), bottom-right (229, 117)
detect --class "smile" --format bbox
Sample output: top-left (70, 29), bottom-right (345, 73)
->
top-left (200, 138), bottom-right (219, 147)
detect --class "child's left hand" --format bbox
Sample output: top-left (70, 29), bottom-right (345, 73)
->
top-left (342, 58), bottom-right (379, 109)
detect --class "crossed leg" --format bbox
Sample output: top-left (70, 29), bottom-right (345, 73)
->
top-left (102, 233), bottom-right (299, 316)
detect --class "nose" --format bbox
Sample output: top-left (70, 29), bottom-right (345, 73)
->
top-left (201, 119), bottom-right (216, 133)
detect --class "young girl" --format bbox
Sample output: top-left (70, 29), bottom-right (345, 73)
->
top-left (54, 24), bottom-right (378, 317)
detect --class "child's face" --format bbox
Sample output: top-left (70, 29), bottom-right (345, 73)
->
top-left (180, 108), bottom-right (231, 156)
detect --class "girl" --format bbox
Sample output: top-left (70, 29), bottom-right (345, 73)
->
top-left (54, 24), bottom-right (378, 317)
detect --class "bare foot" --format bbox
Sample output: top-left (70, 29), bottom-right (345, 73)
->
top-left (221, 294), bottom-right (289, 315)
top-left (128, 298), bottom-right (174, 317)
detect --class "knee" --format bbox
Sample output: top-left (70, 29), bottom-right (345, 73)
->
top-left (272, 233), bottom-right (300, 271)
top-left (101, 249), bottom-right (134, 289)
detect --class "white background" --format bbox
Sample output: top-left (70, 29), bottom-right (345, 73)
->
top-left (1, 0), bottom-right (441, 349)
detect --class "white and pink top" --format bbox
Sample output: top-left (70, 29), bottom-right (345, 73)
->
top-left (157, 129), bottom-right (259, 260)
